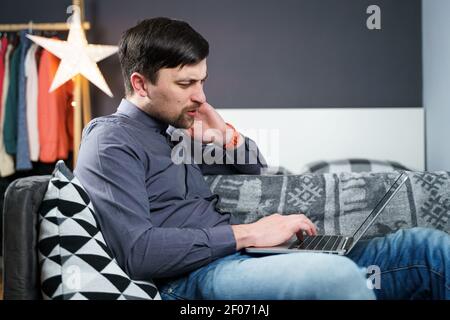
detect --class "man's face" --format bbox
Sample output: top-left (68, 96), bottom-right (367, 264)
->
top-left (142, 59), bottom-right (208, 129)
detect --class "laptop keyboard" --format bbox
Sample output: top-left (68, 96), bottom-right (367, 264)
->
top-left (289, 235), bottom-right (344, 251)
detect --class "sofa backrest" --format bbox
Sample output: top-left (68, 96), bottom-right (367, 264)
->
top-left (2, 175), bottom-right (50, 300)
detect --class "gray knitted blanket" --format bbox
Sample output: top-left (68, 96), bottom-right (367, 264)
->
top-left (205, 171), bottom-right (450, 239)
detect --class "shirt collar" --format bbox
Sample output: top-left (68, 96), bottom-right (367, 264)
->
top-left (116, 99), bottom-right (168, 133)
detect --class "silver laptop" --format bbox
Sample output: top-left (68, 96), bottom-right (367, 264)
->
top-left (245, 171), bottom-right (409, 256)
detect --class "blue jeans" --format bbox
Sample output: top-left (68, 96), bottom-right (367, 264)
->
top-left (154, 228), bottom-right (450, 300)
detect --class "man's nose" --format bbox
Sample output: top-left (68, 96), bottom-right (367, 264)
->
top-left (191, 86), bottom-right (206, 104)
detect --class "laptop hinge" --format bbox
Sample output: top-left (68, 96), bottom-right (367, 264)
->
top-left (341, 237), bottom-right (349, 250)
top-left (343, 237), bottom-right (353, 251)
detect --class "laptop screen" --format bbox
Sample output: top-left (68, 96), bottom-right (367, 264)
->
top-left (350, 171), bottom-right (409, 242)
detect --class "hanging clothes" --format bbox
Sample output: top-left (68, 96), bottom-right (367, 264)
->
top-left (38, 48), bottom-right (74, 163)
top-left (25, 43), bottom-right (39, 162)
top-left (0, 42), bottom-right (15, 177)
top-left (16, 30), bottom-right (32, 170)
top-left (0, 37), bottom-right (7, 115)
top-left (3, 38), bottom-right (21, 155)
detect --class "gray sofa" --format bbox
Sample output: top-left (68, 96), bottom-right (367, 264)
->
top-left (2, 169), bottom-right (449, 299)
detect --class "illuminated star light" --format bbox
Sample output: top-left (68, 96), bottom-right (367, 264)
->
top-left (27, 11), bottom-right (118, 97)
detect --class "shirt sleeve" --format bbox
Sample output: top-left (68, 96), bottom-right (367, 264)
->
top-left (198, 135), bottom-right (268, 175)
top-left (74, 123), bottom-right (237, 280)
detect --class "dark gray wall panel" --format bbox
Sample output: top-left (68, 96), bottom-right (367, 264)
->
top-left (0, 0), bottom-right (422, 115)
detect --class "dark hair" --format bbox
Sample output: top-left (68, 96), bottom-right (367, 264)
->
top-left (118, 17), bottom-right (209, 96)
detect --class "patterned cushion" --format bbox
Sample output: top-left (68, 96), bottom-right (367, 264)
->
top-left (38, 160), bottom-right (161, 300)
top-left (301, 158), bottom-right (412, 174)
top-left (205, 171), bottom-right (450, 239)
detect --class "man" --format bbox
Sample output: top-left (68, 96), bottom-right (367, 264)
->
top-left (75, 17), bottom-right (449, 300)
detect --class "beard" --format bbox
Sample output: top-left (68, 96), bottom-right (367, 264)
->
top-left (172, 109), bottom-right (195, 129)
top-left (146, 104), bottom-right (197, 129)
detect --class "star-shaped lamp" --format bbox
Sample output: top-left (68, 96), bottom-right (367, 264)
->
top-left (27, 10), bottom-right (118, 97)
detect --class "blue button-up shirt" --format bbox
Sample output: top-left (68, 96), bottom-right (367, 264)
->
top-left (74, 99), bottom-right (266, 279)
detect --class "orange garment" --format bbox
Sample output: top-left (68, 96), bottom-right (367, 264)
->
top-left (38, 49), bottom-right (74, 163)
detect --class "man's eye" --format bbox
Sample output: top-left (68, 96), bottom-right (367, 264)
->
top-left (178, 83), bottom-right (191, 87)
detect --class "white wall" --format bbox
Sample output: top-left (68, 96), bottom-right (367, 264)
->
top-left (423, 0), bottom-right (450, 171)
top-left (217, 108), bottom-right (424, 173)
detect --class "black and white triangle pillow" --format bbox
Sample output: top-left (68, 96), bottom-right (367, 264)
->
top-left (38, 160), bottom-right (161, 300)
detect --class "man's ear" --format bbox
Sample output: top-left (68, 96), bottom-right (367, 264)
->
top-left (130, 72), bottom-right (148, 97)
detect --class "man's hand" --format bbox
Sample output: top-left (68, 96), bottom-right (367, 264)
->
top-left (186, 102), bottom-right (240, 147)
top-left (231, 213), bottom-right (318, 251)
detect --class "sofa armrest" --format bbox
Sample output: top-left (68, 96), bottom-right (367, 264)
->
top-left (2, 175), bottom-right (51, 300)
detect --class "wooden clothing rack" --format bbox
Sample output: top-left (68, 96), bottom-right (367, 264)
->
top-left (0, 21), bottom-right (90, 32)
top-left (0, 0), bottom-right (91, 167)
